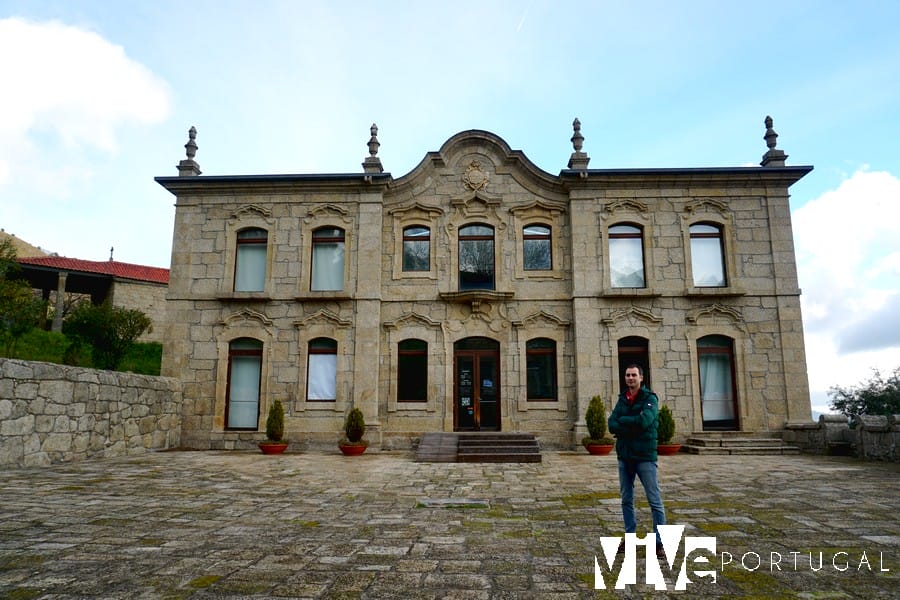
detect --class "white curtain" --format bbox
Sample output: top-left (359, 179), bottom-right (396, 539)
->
top-left (235, 244), bottom-right (267, 292)
top-left (609, 236), bottom-right (645, 287)
top-left (227, 355), bottom-right (261, 428)
top-left (307, 354), bottom-right (337, 400)
top-left (699, 353), bottom-right (734, 420)
top-left (691, 237), bottom-right (725, 286)
top-left (311, 242), bottom-right (344, 291)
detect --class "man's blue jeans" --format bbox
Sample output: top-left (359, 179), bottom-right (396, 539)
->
top-left (618, 459), bottom-right (666, 543)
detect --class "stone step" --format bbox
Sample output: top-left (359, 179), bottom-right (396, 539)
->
top-left (682, 443), bottom-right (801, 455)
top-left (415, 432), bottom-right (542, 463)
top-left (685, 436), bottom-right (786, 447)
top-left (457, 452), bottom-right (542, 463)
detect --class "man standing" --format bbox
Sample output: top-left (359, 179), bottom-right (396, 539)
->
top-left (608, 364), bottom-right (667, 556)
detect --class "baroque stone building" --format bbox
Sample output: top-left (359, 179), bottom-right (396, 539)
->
top-left (156, 119), bottom-right (813, 450)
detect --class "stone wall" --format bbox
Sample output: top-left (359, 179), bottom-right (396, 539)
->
top-left (784, 414), bottom-right (900, 462)
top-left (0, 358), bottom-right (182, 468)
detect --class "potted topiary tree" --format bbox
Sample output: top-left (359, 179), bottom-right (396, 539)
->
top-left (657, 405), bottom-right (681, 455)
top-left (258, 399), bottom-right (289, 454)
top-left (338, 407), bottom-right (369, 456)
top-left (582, 395), bottom-right (615, 455)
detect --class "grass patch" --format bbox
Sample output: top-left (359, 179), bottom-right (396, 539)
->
top-left (5, 588), bottom-right (41, 600)
top-left (187, 574), bottom-right (222, 588)
top-left (559, 492), bottom-right (620, 507)
top-left (697, 522), bottom-right (736, 532)
top-left (5, 329), bottom-right (161, 375)
top-left (721, 565), bottom-right (793, 597)
top-left (291, 520), bottom-right (320, 528)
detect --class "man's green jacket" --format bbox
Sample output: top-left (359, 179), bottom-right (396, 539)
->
top-left (607, 385), bottom-right (659, 461)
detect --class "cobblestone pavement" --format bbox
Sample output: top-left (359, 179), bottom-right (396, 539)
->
top-left (0, 450), bottom-right (897, 599)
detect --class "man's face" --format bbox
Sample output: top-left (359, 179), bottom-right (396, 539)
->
top-left (624, 367), bottom-right (643, 392)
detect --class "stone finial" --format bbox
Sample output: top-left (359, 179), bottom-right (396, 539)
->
top-left (567, 118), bottom-right (590, 170)
top-left (760, 115), bottom-right (788, 167)
top-left (177, 126), bottom-right (202, 176)
top-left (362, 122), bottom-right (384, 174)
top-left (109, 246), bottom-right (114, 262)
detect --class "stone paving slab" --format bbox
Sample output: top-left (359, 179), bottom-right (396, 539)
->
top-left (0, 450), bottom-right (897, 599)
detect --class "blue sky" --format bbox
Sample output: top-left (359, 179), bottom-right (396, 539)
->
top-left (2, 1), bottom-right (899, 414)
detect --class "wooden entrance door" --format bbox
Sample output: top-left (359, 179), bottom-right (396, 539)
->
top-left (454, 338), bottom-right (500, 431)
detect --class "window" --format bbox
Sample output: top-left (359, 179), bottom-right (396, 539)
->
top-left (402, 226), bottom-right (431, 271)
top-left (608, 224), bottom-right (645, 288)
top-left (526, 338), bottom-right (557, 401)
top-left (398, 339), bottom-right (428, 402)
top-left (523, 225), bottom-right (552, 270)
top-left (234, 228), bottom-right (268, 292)
top-left (690, 223), bottom-right (726, 287)
top-left (617, 336), bottom-right (650, 391)
top-left (697, 335), bottom-right (738, 429)
top-left (311, 227), bottom-right (345, 291)
top-left (459, 224), bottom-right (495, 290)
top-left (226, 338), bottom-right (262, 429)
top-left (307, 337), bottom-right (337, 401)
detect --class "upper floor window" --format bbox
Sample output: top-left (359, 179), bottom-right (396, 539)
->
top-left (526, 338), bottom-right (557, 401)
top-left (311, 227), bottom-right (345, 291)
top-left (402, 226), bottom-right (431, 271)
top-left (234, 228), bottom-right (267, 292)
top-left (226, 337), bottom-right (262, 429)
top-left (523, 225), bottom-right (552, 270)
top-left (459, 224), bottom-right (495, 290)
top-left (307, 337), bottom-right (337, 401)
top-left (608, 224), bottom-right (645, 288)
top-left (690, 223), bottom-right (726, 287)
top-left (398, 339), bottom-right (428, 402)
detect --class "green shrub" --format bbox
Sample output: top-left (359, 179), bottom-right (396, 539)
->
top-left (344, 407), bottom-right (366, 443)
top-left (658, 405), bottom-right (676, 444)
top-left (583, 395), bottom-right (614, 445)
top-left (265, 400), bottom-right (285, 442)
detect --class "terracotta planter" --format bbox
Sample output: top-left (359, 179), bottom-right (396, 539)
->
top-left (339, 443), bottom-right (367, 456)
top-left (657, 444), bottom-right (682, 456)
top-left (258, 442), bottom-right (288, 455)
top-left (584, 443), bottom-right (614, 456)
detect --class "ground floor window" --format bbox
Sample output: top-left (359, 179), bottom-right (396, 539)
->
top-left (398, 339), bottom-right (427, 402)
top-left (617, 336), bottom-right (650, 392)
top-left (226, 338), bottom-right (262, 429)
top-left (307, 337), bottom-right (337, 401)
top-left (698, 334), bottom-right (738, 429)
top-left (526, 338), bottom-right (557, 400)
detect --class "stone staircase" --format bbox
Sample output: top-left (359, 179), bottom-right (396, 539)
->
top-left (682, 432), bottom-right (800, 455)
top-left (415, 432), bottom-right (542, 463)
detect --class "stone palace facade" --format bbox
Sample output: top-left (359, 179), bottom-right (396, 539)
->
top-left (156, 118), bottom-right (813, 450)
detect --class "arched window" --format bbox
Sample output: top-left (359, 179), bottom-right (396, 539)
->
top-left (234, 228), bottom-right (268, 292)
top-left (523, 224), bottom-right (552, 270)
top-left (609, 224), bottom-right (645, 288)
top-left (459, 224), bottom-right (495, 290)
top-left (311, 227), bottom-right (345, 291)
top-left (402, 226), bottom-right (431, 271)
top-left (307, 337), bottom-right (337, 401)
top-left (398, 339), bottom-right (428, 402)
top-left (690, 223), bottom-right (726, 287)
top-left (526, 338), bottom-right (557, 401)
top-left (697, 335), bottom-right (738, 429)
top-left (226, 338), bottom-right (262, 429)
top-left (617, 336), bottom-right (650, 392)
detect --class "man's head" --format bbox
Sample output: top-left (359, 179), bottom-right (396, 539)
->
top-left (624, 364), bottom-right (643, 393)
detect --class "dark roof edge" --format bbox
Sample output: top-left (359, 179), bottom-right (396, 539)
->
top-left (155, 172), bottom-right (393, 193)
top-left (559, 165), bottom-right (813, 184)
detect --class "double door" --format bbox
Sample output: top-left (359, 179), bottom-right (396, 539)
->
top-left (454, 338), bottom-right (500, 431)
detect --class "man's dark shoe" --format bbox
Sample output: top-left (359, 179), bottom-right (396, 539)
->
top-left (617, 540), bottom-right (625, 555)
top-left (656, 544), bottom-right (666, 558)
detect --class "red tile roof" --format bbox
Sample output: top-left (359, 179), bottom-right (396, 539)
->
top-left (18, 256), bottom-right (169, 285)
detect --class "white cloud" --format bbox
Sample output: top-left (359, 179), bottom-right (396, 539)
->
top-left (794, 169), bottom-right (900, 411)
top-left (0, 17), bottom-right (171, 188)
